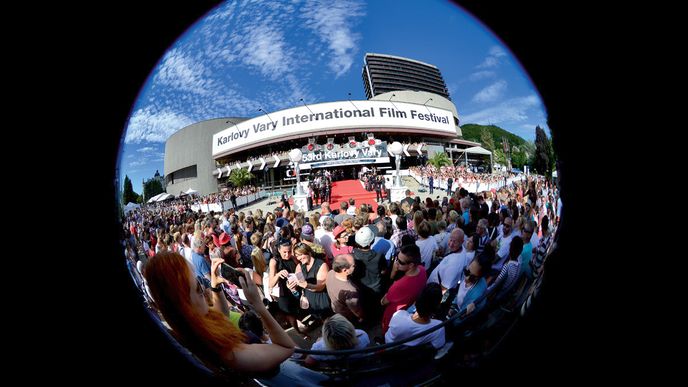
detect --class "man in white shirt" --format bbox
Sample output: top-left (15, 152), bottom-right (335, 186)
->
top-left (346, 198), bottom-right (357, 216)
top-left (427, 229), bottom-right (471, 293)
top-left (316, 217), bottom-right (335, 262)
top-left (385, 283), bottom-right (445, 349)
top-left (490, 217), bottom-right (515, 283)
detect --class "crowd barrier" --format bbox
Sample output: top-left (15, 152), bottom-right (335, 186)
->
top-left (409, 171), bottom-right (526, 194)
top-left (190, 191), bottom-right (268, 213)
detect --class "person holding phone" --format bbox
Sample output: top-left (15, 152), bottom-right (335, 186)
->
top-left (268, 240), bottom-right (302, 332)
top-left (293, 243), bottom-right (331, 321)
top-left (144, 251), bottom-right (296, 373)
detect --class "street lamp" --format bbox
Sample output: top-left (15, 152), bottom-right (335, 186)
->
top-left (288, 148), bottom-right (304, 195)
top-left (387, 141), bottom-right (403, 187)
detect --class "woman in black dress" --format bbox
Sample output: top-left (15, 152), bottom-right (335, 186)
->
top-left (292, 243), bottom-right (332, 321)
top-left (268, 240), bottom-right (301, 332)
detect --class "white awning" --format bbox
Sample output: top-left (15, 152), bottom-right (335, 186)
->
top-left (464, 146), bottom-right (492, 155)
top-left (123, 202), bottom-right (140, 213)
top-left (147, 193), bottom-right (165, 203)
top-left (181, 188), bottom-right (199, 196)
top-left (156, 193), bottom-right (174, 202)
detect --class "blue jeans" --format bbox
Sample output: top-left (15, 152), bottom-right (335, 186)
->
top-left (256, 360), bottom-right (329, 386)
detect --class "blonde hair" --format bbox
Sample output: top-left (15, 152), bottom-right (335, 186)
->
top-left (251, 248), bottom-right (266, 277)
top-left (340, 218), bottom-right (354, 232)
top-left (322, 314), bottom-right (358, 350)
top-left (309, 213), bottom-right (320, 228)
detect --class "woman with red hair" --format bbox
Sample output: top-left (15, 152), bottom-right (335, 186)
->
top-left (144, 251), bottom-right (295, 373)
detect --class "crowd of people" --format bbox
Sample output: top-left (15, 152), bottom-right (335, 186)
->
top-left (410, 165), bottom-right (522, 194)
top-left (140, 185), bottom-right (262, 215)
top-left (122, 169), bottom-right (559, 380)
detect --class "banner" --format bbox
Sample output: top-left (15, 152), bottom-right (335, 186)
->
top-left (212, 100), bottom-right (456, 158)
top-left (299, 141), bottom-right (389, 169)
top-left (301, 157), bottom-right (391, 170)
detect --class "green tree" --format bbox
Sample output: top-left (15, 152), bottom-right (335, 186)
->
top-left (493, 148), bottom-right (507, 165)
top-left (143, 178), bottom-right (164, 201)
top-left (427, 152), bottom-right (451, 169)
top-left (511, 149), bottom-right (527, 169)
top-left (227, 168), bottom-right (254, 188)
top-left (534, 125), bottom-right (552, 176)
top-left (122, 175), bottom-right (139, 204)
top-left (480, 127), bottom-right (495, 152)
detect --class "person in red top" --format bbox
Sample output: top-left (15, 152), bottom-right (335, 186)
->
top-left (380, 244), bottom-right (427, 333)
top-left (330, 225), bottom-right (353, 257)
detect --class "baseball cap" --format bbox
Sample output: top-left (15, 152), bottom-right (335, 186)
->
top-left (355, 226), bottom-right (375, 248)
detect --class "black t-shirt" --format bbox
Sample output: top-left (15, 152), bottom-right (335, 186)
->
top-left (352, 248), bottom-right (386, 294)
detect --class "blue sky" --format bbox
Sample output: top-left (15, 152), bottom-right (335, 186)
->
top-left (120, 0), bottom-right (550, 194)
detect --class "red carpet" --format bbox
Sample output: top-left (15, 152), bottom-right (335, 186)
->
top-left (329, 179), bottom-right (380, 213)
top-left (286, 180), bottom-right (416, 213)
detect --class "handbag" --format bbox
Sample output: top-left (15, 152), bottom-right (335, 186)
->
top-left (300, 292), bottom-right (310, 310)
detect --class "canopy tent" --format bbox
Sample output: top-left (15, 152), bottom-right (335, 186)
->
top-left (448, 145), bottom-right (493, 171)
top-left (156, 193), bottom-right (175, 202)
top-left (123, 202), bottom-right (140, 213)
top-left (181, 188), bottom-right (199, 196)
top-left (463, 146), bottom-right (493, 155)
top-left (147, 193), bottom-right (165, 203)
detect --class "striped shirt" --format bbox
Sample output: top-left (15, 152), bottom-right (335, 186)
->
top-left (488, 260), bottom-right (521, 300)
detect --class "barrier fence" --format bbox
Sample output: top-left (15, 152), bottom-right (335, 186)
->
top-left (409, 170), bottom-right (526, 194)
top-left (190, 191), bottom-right (269, 213)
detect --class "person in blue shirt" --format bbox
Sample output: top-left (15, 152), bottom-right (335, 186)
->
top-left (448, 245), bottom-right (494, 323)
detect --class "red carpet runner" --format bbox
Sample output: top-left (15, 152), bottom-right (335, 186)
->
top-left (329, 179), bottom-right (380, 213)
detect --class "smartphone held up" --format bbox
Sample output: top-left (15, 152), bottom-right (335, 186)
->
top-left (220, 263), bottom-right (246, 288)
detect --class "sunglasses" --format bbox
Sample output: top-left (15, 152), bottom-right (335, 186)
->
top-left (463, 267), bottom-right (477, 279)
top-left (396, 255), bottom-right (412, 265)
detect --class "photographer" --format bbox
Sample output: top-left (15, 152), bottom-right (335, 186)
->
top-left (144, 251), bottom-right (296, 373)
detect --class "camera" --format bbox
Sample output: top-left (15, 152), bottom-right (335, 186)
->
top-left (220, 263), bottom-right (246, 288)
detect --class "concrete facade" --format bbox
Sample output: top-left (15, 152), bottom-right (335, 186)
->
top-left (164, 117), bottom-right (247, 196)
top-left (165, 92), bottom-right (464, 197)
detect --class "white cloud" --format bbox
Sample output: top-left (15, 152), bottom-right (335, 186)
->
top-left (472, 80), bottom-right (507, 103)
top-left (124, 107), bottom-right (194, 144)
top-left (477, 45), bottom-right (507, 69)
top-left (517, 122), bottom-right (551, 138)
top-left (155, 49), bottom-right (215, 95)
top-left (302, 0), bottom-right (365, 77)
top-left (461, 95), bottom-right (541, 125)
top-left (237, 25), bottom-right (293, 79)
top-left (469, 71), bottom-right (496, 81)
top-left (447, 82), bottom-right (459, 99)
top-left (489, 46), bottom-right (507, 58)
top-left (136, 147), bottom-right (155, 153)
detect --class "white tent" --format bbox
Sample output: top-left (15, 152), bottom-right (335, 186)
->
top-left (156, 193), bottom-right (174, 202)
top-left (123, 202), bottom-right (140, 213)
top-left (182, 188), bottom-right (199, 196)
top-left (147, 193), bottom-right (165, 203)
top-left (463, 146), bottom-right (493, 155)
top-left (450, 146), bottom-right (493, 170)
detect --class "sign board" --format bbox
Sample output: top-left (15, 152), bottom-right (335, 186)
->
top-left (212, 100), bottom-right (456, 158)
top-left (298, 141), bottom-right (390, 170)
